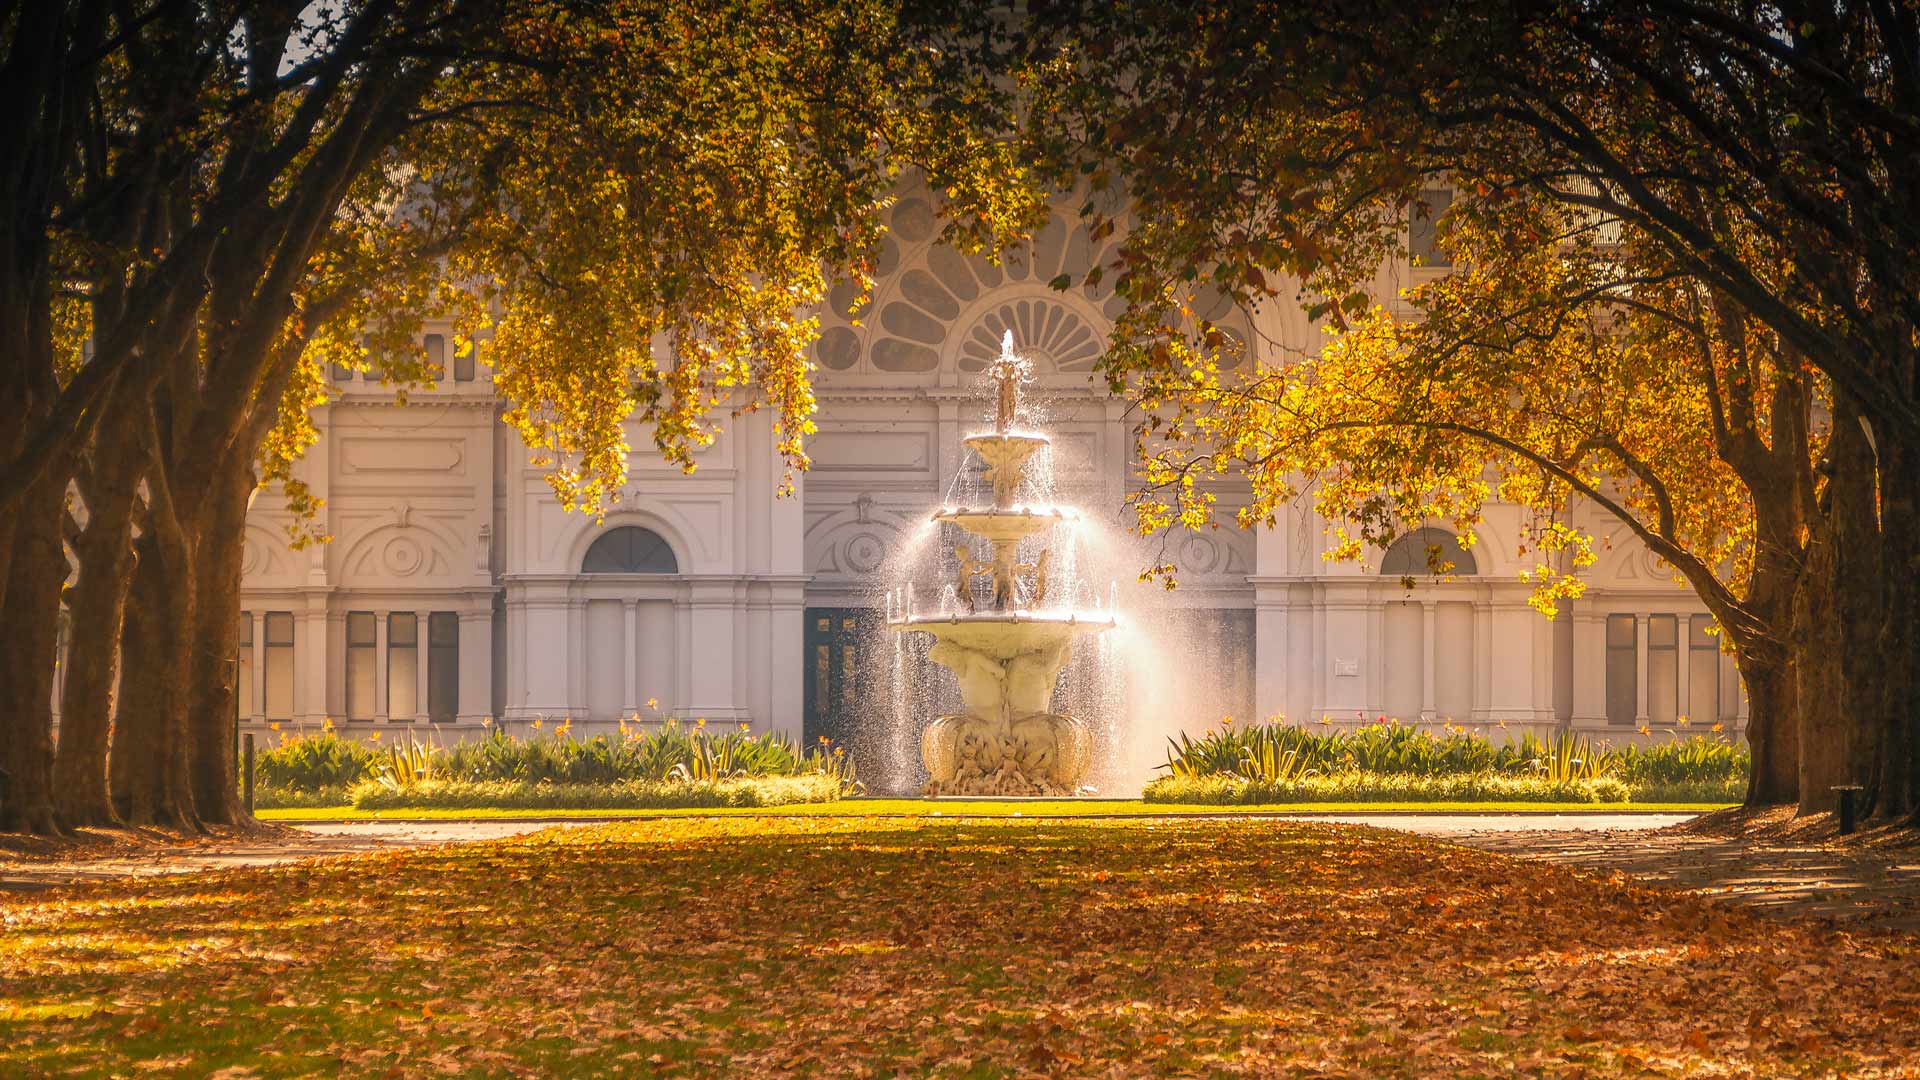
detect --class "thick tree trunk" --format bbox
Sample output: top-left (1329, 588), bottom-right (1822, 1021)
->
top-left (52, 431), bottom-right (145, 828)
top-left (109, 530), bottom-right (200, 830)
top-left (1796, 394), bottom-right (1893, 815)
top-left (187, 457), bottom-right (254, 826)
top-left (0, 476), bottom-right (69, 834)
top-left (1741, 658), bottom-right (1798, 805)
top-left (1865, 437), bottom-right (1919, 820)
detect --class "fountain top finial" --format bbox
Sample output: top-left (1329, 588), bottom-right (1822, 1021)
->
top-left (987, 331), bottom-right (1026, 435)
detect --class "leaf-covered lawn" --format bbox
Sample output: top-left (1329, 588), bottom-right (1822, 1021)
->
top-left (3, 818), bottom-right (1916, 1078)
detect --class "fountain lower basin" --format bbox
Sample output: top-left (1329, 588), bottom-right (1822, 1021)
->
top-left (890, 612), bottom-right (1115, 796)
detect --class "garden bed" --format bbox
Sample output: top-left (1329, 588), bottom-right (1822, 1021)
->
top-left (248, 720), bottom-right (857, 811)
top-left (1145, 772), bottom-right (1743, 805)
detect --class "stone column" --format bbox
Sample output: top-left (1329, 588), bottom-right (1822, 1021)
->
top-left (768, 577), bottom-right (807, 741)
top-left (1571, 600), bottom-right (1605, 728)
top-left (566, 598), bottom-right (587, 724)
top-left (415, 622), bottom-right (431, 724)
top-left (622, 599), bottom-right (640, 718)
top-left (1471, 595), bottom-right (1494, 723)
top-left (1420, 601), bottom-right (1437, 722)
top-left (298, 594), bottom-right (330, 724)
top-left (1676, 617), bottom-right (1691, 723)
top-left (373, 611), bottom-right (389, 723)
top-left (1635, 613), bottom-right (1650, 724)
top-left (683, 577), bottom-right (749, 723)
top-left (458, 607), bottom-right (492, 724)
top-left (250, 611), bottom-right (266, 721)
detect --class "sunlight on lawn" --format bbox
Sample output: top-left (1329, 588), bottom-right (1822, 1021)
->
top-left (2, 818), bottom-right (1915, 1078)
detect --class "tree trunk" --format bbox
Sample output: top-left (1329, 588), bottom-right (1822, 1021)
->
top-left (1796, 394), bottom-right (1886, 814)
top-left (0, 475), bottom-right (69, 834)
top-left (52, 429), bottom-right (145, 828)
top-left (1865, 435), bottom-right (1919, 820)
top-left (187, 456), bottom-right (254, 826)
top-left (109, 529), bottom-right (200, 830)
top-left (1740, 657), bottom-right (1798, 805)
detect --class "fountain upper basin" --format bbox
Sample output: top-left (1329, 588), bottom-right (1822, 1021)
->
top-left (932, 506), bottom-right (1078, 544)
top-left (889, 611), bottom-right (1116, 659)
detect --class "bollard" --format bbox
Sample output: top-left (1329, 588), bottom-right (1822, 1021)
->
top-left (244, 733), bottom-right (256, 814)
top-left (1833, 784), bottom-right (1864, 835)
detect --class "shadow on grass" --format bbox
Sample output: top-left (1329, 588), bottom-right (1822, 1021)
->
top-left (4, 818), bottom-right (1917, 1077)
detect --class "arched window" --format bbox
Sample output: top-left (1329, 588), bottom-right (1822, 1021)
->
top-left (581, 526), bottom-right (678, 574)
top-left (1380, 527), bottom-right (1478, 577)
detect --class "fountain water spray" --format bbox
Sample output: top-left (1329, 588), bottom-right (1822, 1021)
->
top-left (885, 332), bottom-right (1118, 796)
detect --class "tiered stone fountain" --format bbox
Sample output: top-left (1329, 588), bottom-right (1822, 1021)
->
top-left (888, 333), bottom-right (1116, 795)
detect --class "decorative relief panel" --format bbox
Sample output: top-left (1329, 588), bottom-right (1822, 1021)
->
top-left (340, 437), bottom-right (464, 474)
top-left (808, 430), bottom-right (934, 474)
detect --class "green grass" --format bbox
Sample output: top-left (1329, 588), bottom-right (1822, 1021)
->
top-left (255, 797), bottom-right (1735, 821)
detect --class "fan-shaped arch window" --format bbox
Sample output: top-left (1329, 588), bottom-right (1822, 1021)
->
top-left (581, 526), bottom-right (678, 574)
top-left (1380, 527), bottom-right (1478, 576)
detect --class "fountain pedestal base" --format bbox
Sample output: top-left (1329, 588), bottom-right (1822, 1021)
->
top-left (921, 711), bottom-right (1092, 796)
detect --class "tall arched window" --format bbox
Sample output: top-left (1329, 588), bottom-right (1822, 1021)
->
top-left (1380, 527), bottom-right (1478, 576)
top-left (581, 526), bottom-right (679, 574)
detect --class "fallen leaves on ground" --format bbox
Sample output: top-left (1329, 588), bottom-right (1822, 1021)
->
top-left (2, 817), bottom-right (1917, 1077)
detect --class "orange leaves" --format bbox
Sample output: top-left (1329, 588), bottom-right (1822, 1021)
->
top-left (4, 817), bottom-right (1919, 1076)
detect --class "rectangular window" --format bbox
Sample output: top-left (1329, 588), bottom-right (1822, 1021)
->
top-left (1688, 616), bottom-right (1722, 724)
top-left (454, 340), bottom-right (476, 382)
top-left (236, 612), bottom-right (254, 721)
top-left (1604, 614), bottom-right (1636, 727)
top-left (330, 361), bottom-right (354, 382)
top-left (1410, 188), bottom-right (1454, 268)
top-left (346, 611), bottom-right (377, 720)
top-left (388, 612), bottom-right (419, 719)
top-left (428, 612), bottom-right (459, 721)
top-left (264, 612), bottom-right (295, 720)
top-left (424, 333), bottom-right (446, 380)
top-left (1648, 614), bottom-right (1678, 725)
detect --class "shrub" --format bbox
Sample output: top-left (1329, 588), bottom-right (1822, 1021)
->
top-left (254, 729), bottom-right (380, 789)
top-left (1144, 772), bottom-right (1635, 804)
top-left (1161, 720), bottom-right (1747, 787)
top-left (347, 775), bottom-right (842, 810)
top-left (255, 720), bottom-right (864, 801)
top-left (253, 784), bottom-right (354, 809)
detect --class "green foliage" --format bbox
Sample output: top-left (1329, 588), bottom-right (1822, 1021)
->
top-left (1612, 737), bottom-right (1750, 785)
top-left (252, 785), bottom-right (354, 810)
top-left (1144, 772), bottom-right (1635, 805)
top-left (253, 731), bottom-right (381, 790)
top-left (261, 721), bottom-right (863, 800)
top-left (348, 776), bottom-right (843, 811)
top-left (1162, 720), bottom-right (1746, 786)
top-left (372, 733), bottom-right (438, 791)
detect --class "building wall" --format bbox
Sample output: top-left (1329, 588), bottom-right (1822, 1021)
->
top-left (237, 185), bottom-right (1743, 748)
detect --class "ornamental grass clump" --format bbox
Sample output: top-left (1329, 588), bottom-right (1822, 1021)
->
top-left (1153, 717), bottom-right (1746, 803)
top-left (254, 727), bottom-right (382, 790)
top-left (252, 716), bottom-right (861, 808)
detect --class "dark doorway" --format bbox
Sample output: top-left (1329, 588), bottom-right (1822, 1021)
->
top-left (803, 608), bottom-right (874, 749)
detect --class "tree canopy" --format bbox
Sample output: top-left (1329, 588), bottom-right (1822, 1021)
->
top-left (0, 0), bottom-right (1042, 833)
top-left (1015, 0), bottom-right (1918, 819)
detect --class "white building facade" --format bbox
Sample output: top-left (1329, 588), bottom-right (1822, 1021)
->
top-left (237, 189), bottom-right (1746, 750)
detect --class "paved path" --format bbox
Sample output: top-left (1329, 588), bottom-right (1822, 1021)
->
top-left (0, 813), bottom-right (1689, 893)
